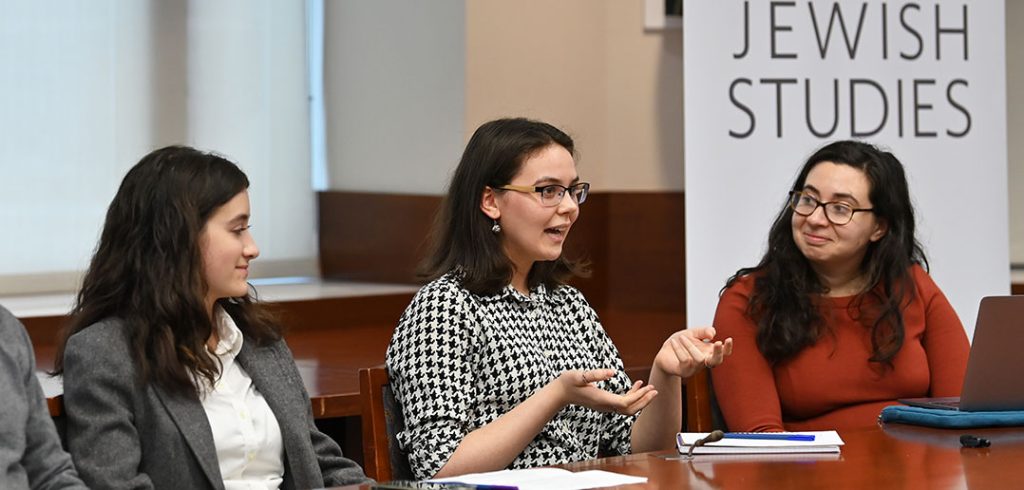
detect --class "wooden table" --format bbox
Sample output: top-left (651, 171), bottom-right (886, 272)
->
top-left (287, 323), bottom-right (397, 418)
top-left (334, 424), bottom-right (1024, 488)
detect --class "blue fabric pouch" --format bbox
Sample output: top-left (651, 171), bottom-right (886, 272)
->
top-left (879, 405), bottom-right (1024, 428)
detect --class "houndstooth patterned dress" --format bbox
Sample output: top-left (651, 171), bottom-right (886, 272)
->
top-left (385, 272), bottom-right (636, 479)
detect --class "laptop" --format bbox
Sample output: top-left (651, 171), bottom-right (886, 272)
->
top-left (899, 295), bottom-right (1024, 412)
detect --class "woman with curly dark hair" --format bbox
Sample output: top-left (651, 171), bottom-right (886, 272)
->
top-left (711, 140), bottom-right (970, 432)
top-left (53, 146), bottom-right (368, 489)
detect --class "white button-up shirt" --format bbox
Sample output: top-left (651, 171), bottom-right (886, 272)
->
top-left (201, 307), bottom-right (285, 490)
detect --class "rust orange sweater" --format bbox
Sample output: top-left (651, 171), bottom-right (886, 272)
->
top-left (711, 265), bottom-right (970, 432)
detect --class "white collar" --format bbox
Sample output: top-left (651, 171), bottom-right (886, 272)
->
top-left (210, 306), bottom-right (244, 357)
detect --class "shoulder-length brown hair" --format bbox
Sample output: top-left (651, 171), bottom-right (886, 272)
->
top-left (420, 118), bottom-right (589, 295)
top-left (53, 145), bottom-right (280, 396)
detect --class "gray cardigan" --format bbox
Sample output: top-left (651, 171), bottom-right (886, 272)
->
top-left (0, 305), bottom-right (87, 490)
top-left (62, 318), bottom-right (370, 490)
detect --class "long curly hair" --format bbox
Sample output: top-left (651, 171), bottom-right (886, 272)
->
top-left (420, 117), bottom-right (588, 295)
top-left (724, 140), bottom-right (927, 365)
top-left (53, 146), bottom-right (280, 396)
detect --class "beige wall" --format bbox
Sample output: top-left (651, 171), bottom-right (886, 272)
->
top-left (1008, 1), bottom-right (1023, 265)
top-left (324, 1), bottom-right (465, 195)
top-left (603, 1), bottom-right (684, 190)
top-left (326, 0), bottom-right (683, 193)
top-left (327, 0), bottom-right (1021, 263)
top-left (465, 0), bottom-right (683, 191)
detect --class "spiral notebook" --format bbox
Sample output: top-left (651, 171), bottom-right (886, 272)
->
top-left (676, 431), bottom-right (844, 455)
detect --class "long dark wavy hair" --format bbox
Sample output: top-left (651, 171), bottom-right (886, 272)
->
top-left (53, 146), bottom-right (281, 396)
top-left (724, 140), bottom-right (927, 365)
top-left (420, 117), bottom-right (588, 295)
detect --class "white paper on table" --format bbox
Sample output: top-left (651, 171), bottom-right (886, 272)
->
top-left (430, 467), bottom-right (647, 489)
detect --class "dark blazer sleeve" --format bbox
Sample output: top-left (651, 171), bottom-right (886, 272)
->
top-left (306, 390), bottom-right (370, 486)
top-left (238, 338), bottom-right (370, 488)
top-left (282, 339), bottom-right (370, 488)
top-left (0, 306), bottom-right (87, 490)
top-left (63, 321), bottom-right (156, 489)
top-left (309, 405), bottom-right (371, 485)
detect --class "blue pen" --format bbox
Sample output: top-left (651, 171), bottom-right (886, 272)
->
top-left (723, 433), bottom-right (816, 441)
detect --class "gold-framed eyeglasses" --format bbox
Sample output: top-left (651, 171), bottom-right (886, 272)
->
top-left (788, 190), bottom-right (874, 226)
top-left (499, 182), bottom-right (590, 207)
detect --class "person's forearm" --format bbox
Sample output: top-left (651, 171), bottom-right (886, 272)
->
top-left (630, 366), bottom-right (682, 453)
top-left (433, 382), bottom-right (567, 478)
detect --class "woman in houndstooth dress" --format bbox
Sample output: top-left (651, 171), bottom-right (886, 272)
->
top-left (387, 118), bottom-right (733, 479)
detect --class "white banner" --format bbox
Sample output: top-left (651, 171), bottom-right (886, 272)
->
top-left (684, 0), bottom-right (1007, 339)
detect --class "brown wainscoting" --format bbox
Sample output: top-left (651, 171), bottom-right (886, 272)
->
top-left (22, 315), bottom-right (69, 348)
top-left (604, 192), bottom-right (685, 313)
top-left (317, 191), bottom-right (686, 312)
top-left (562, 192), bottom-right (610, 309)
top-left (598, 309), bottom-right (686, 369)
top-left (27, 292), bottom-right (415, 419)
top-left (317, 190), bottom-right (688, 365)
top-left (270, 293), bottom-right (415, 332)
top-left (318, 192), bottom-right (441, 284)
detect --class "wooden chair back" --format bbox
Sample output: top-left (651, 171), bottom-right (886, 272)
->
top-left (359, 366), bottom-right (414, 482)
top-left (685, 369), bottom-right (715, 432)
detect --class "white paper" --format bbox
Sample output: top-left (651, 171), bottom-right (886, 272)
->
top-left (431, 467), bottom-right (647, 490)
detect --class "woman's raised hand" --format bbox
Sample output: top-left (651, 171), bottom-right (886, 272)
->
top-left (654, 327), bottom-right (734, 378)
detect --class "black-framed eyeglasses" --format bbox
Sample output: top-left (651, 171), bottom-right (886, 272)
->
top-left (788, 190), bottom-right (874, 225)
top-left (499, 182), bottom-right (590, 207)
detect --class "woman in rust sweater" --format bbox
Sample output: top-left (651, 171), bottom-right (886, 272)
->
top-left (712, 141), bottom-right (970, 432)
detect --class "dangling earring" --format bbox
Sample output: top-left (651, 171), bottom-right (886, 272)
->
top-left (491, 219), bottom-right (502, 234)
